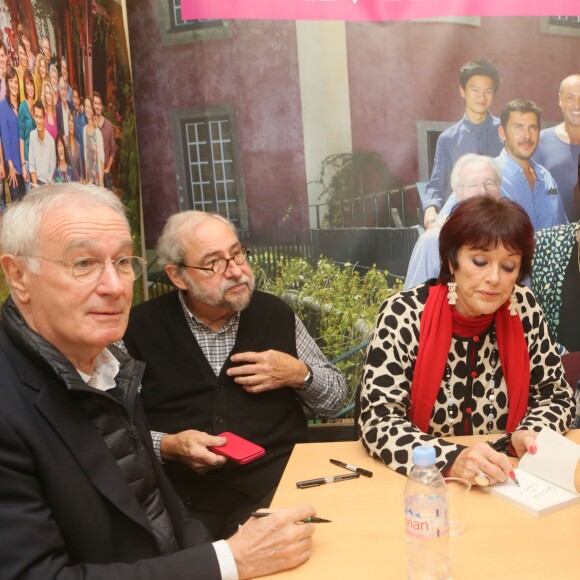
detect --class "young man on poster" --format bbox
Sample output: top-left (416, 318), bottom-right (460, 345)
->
top-left (60, 55), bottom-right (73, 103)
top-left (56, 77), bottom-right (73, 145)
top-left (123, 210), bottom-right (347, 540)
top-left (496, 99), bottom-right (567, 230)
top-left (422, 59), bottom-right (503, 228)
top-left (93, 91), bottom-right (116, 191)
top-left (28, 101), bottom-right (56, 186)
top-left (534, 74), bottom-right (580, 222)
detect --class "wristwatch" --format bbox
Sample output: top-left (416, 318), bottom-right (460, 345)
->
top-left (300, 364), bottom-right (314, 390)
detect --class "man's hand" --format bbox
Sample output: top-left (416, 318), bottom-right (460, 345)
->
top-left (227, 505), bottom-right (316, 579)
top-left (160, 430), bottom-right (227, 474)
top-left (228, 350), bottom-right (308, 393)
top-left (423, 206), bottom-right (439, 229)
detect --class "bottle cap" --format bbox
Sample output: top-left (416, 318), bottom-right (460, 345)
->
top-left (412, 445), bottom-right (436, 466)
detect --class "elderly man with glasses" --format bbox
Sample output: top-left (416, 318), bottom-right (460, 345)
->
top-left (0, 184), bottom-right (325, 579)
top-left (123, 210), bottom-right (346, 541)
top-left (404, 154), bottom-right (502, 289)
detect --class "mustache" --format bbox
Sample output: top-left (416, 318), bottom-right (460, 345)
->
top-left (221, 274), bottom-right (253, 292)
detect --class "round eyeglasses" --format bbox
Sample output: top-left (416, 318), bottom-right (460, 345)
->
top-left (181, 247), bottom-right (250, 275)
top-left (459, 179), bottom-right (500, 195)
top-left (29, 255), bottom-right (146, 284)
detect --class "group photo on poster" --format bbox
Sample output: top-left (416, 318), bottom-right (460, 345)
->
top-left (0, 0), bottom-right (139, 226)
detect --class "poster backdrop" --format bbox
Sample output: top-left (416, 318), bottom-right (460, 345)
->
top-left (183, 0), bottom-right (580, 20)
top-left (0, 0), bottom-right (140, 244)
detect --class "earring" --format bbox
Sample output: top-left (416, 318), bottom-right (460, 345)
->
top-left (508, 288), bottom-right (518, 316)
top-left (447, 278), bottom-right (458, 305)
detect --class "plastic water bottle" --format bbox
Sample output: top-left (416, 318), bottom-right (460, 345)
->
top-left (404, 445), bottom-right (451, 579)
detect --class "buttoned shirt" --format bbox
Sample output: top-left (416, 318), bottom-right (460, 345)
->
top-left (28, 128), bottom-right (56, 184)
top-left (534, 126), bottom-right (580, 222)
top-left (423, 112), bottom-right (502, 211)
top-left (496, 148), bottom-right (568, 230)
top-left (149, 291), bottom-right (347, 455)
top-left (404, 194), bottom-right (459, 290)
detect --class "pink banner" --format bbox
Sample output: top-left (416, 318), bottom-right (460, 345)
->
top-left (183, 0), bottom-right (580, 22)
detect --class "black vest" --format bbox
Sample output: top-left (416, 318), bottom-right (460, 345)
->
top-left (124, 290), bottom-right (309, 500)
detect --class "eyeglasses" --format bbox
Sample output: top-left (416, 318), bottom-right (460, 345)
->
top-left (181, 247), bottom-right (250, 275)
top-left (459, 179), bottom-right (500, 194)
top-left (28, 255), bottom-right (146, 284)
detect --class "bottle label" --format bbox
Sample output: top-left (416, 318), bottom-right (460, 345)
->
top-left (405, 495), bottom-right (448, 539)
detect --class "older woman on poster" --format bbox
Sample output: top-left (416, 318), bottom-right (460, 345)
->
top-left (358, 196), bottom-right (574, 487)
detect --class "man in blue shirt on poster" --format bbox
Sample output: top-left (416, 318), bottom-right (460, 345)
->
top-left (534, 74), bottom-right (580, 223)
top-left (422, 59), bottom-right (503, 228)
top-left (496, 99), bottom-right (568, 230)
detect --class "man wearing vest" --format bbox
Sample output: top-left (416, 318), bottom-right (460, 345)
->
top-left (124, 211), bottom-right (347, 540)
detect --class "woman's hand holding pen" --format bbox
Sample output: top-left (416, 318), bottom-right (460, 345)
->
top-left (448, 442), bottom-right (516, 486)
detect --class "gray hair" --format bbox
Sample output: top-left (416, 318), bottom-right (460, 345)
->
top-left (450, 154), bottom-right (502, 193)
top-left (0, 183), bottom-right (128, 272)
top-left (156, 211), bottom-right (237, 268)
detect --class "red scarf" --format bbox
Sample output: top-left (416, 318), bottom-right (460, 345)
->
top-left (409, 284), bottom-right (530, 433)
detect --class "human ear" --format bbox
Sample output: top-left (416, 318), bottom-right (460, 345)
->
top-left (498, 125), bottom-right (506, 143)
top-left (0, 255), bottom-right (31, 304)
top-left (165, 264), bottom-right (188, 291)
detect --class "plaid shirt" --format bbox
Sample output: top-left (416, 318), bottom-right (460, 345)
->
top-left (150, 292), bottom-right (347, 458)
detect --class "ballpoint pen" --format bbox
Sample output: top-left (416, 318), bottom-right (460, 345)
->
top-left (329, 458), bottom-right (374, 478)
top-left (250, 512), bottom-right (332, 523)
top-left (296, 472), bottom-right (360, 488)
top-left (485, 435), bottom-right (520, 486)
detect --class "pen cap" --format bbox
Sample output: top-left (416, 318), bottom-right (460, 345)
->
top-left (412, 445), bottom-right (436, 467)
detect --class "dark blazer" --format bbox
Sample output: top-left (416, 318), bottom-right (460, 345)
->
top-left (0, 327), bottom-right (221, 579)
top-left (56, 99), bottom-right (73, 137)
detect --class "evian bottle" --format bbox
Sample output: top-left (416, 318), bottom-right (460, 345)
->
top-left (404, 445), bottom-right (451, 579)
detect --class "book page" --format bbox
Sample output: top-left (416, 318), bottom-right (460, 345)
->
top-left (489, 468), bottom-right (579, 516)
top-left (518, 428), bottom-right (580, 493)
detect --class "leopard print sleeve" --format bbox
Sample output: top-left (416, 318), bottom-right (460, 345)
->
top-left (513, 286), bottom-right (574, 433)
top-left (357, 286), bottom-right (465, 476)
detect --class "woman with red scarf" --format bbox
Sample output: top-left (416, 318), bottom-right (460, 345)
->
top-left (358, 196), bottom-right (574, 487)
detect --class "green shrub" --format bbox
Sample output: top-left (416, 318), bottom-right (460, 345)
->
top-left (0, 271), bottom-right (8, 303)
top-left (252, 255), bottom-right (402, 415)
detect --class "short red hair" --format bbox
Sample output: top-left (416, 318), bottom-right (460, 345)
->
top-left (439, 196), bottom-right (534, 284)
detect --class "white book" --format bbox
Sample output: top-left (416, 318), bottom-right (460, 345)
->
top-left (483, 428), bottom-right (580, 517)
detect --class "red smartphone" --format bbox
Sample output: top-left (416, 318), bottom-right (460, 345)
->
top-left (208, 432), bottom-right (265, 464)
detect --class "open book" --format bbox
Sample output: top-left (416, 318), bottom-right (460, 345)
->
top-left (483, 427), bottom-right (580, 517)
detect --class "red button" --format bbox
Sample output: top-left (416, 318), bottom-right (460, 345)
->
top-left (471, 371), bottom-right (477, 378)
top-left (466, 407), bottom-right (472, 414)
top-left (473, 336), bottom-right (480, 342)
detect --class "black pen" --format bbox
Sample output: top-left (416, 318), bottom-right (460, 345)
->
top-left (330, 458), bottom-right (374, 478)
top-left (296, 472), bottom-right (360, 488)
top-left (250, 511), bottom-right (331, 523)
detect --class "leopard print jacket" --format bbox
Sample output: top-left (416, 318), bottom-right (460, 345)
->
top-left (358, 282), bottom-right (574, 476)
